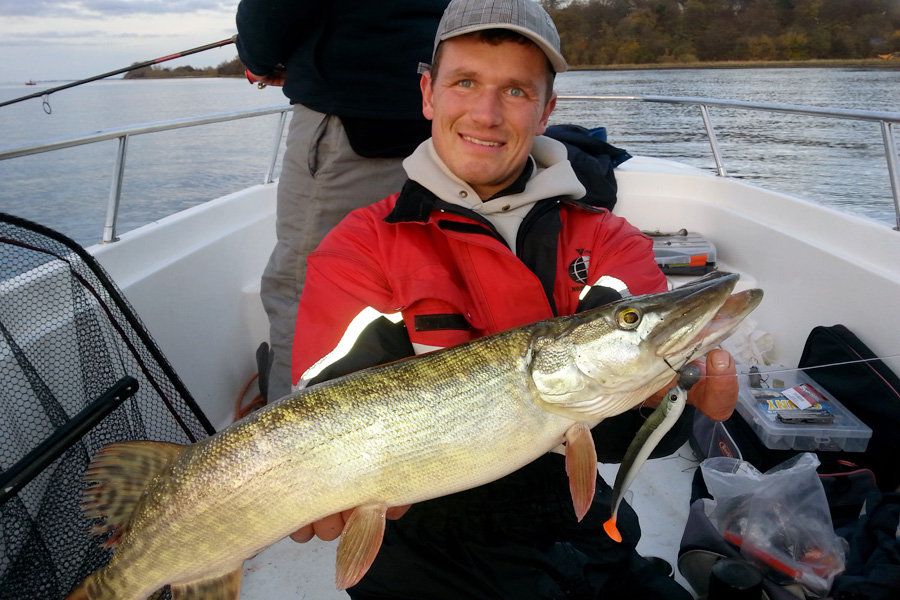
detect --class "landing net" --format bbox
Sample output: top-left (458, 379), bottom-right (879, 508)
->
top-left (0, 213), bottom-right (215, 600)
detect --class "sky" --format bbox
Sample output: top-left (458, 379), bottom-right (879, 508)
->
top-left (1, 0), bottom-right (240, 83)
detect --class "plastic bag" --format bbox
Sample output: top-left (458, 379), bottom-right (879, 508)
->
top-left (700, 453), bottom-right (848, 598)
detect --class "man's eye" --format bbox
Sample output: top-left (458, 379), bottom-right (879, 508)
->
top-left (457, 79), bottom-right (473, 88)
top-left (509, 88), bottom-right (524, 97)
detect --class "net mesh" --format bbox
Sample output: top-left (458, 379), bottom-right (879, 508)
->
top-left (0, 213), bottom-right (215, 599)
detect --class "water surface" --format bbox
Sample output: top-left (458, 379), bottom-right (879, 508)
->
top-left (1, 69), bottom-right (897, 246)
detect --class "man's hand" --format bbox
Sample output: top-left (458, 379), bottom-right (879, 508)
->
top-left (686, 348), bottom-right (737, 421)
top-left (289, 505), bottom-right (411, 543)
top-left (645, 349), bottom-right (737, 421)
top-left (244, 69), bottom-right (286, 87)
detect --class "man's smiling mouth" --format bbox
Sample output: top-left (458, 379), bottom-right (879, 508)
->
top-left (462, 135), bottom-right (503, 147)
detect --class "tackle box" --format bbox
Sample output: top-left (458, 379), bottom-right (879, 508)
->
top-left (644, 230), bottom-right (717, 275)
top-left (735, 368), bottom-right (872, 452)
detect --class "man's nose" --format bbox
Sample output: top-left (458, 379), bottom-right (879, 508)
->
top-left (469, 90), bottom-right (504, 127)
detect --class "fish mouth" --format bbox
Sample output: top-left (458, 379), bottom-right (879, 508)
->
top-left (642, 271), bottom-right (763, 365)
top-left (650, 271), bottom-right (763, 368)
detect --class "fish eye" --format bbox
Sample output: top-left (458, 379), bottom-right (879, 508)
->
top-left (616, 307), bottom-right (642, 330)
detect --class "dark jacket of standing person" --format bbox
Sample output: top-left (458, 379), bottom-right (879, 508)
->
top-left (236, 0), bottom-right (448, 157)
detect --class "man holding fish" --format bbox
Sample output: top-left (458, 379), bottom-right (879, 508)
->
top-left (65, 2), bottom-right (756, 598)
top-left (290, 0), bottom-right (739, 597)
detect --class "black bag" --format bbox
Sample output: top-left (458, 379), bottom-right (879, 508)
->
top-left (828, 489), bottom-right (900, 600)
top-left (798, 324), bottom-right (900, 493)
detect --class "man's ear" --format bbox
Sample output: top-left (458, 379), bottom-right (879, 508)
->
top-left (535, 91), bottom-right (557, 136)
top-left (420, 72), bottom-right (434, 120)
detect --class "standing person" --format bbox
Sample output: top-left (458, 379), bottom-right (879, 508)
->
top-left (235, 0), bottom-right (449, 402)
top-left (290, 0), bottom-right (739, 597)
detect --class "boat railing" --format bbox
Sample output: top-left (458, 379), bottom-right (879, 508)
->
top-left (1, 96), bottom-right (899, 241)
top-left (0, 105), bottom-right (292, 243)
top-left (558, 95), bottom-right (900, 231)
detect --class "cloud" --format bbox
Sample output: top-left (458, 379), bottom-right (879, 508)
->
top-left (0, 29), bottom-right (168, 46)
top-left (0, 0), bottom-right (56, 17)
top-left (0, 0), bottom-right (231, 18)
top-left (0, 1), bottom-right (236, 80)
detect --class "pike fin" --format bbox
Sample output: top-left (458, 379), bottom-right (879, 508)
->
top-left (564, 423), bottom-right (597, 522)
top-left (335, 504), bottom-right (387, 590)
top-left (170, 568), bottom-right (243, 600)
top-left (81, 440), bottom-right (185, 547)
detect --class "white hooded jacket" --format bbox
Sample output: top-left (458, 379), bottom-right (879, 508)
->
top-left (402, 135), bottom-right (586, 253)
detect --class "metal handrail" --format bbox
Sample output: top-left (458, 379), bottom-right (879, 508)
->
top-left (0, 105), bottom-right (292, 243)
top-left (2, 96), bottom-right (899, 238)
top-left (558, 95), bottom-right (900, 231)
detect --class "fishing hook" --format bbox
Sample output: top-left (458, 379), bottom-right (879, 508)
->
top-left (663, 357), bottom-right (678, 374)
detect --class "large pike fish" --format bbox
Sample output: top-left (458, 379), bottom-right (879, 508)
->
top-left (68, 272), bottom-right (761, 600)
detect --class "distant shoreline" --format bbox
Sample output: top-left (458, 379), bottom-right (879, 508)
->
top-left (572, 58), bottom-right (899, 71)
top-left (133, 58), bottom-right (900, 80)
top-left (21, 58), bottom-right (894, 85)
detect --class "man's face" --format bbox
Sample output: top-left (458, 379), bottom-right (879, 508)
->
top-left (421, 35), bottom-right (557, 200)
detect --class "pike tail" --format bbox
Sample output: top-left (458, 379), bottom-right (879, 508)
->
top-left (66, 569), bottom-right (243, 600)
top-left (81, 441), bottom-right (185, 546)
top-left (66, 441), bottom-right (187, 600)
top-left (65, 579), bottom-right (92, 600)
top-left (64, 572), bottom-right (123, 600)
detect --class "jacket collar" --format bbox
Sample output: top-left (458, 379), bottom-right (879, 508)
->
top-left (387, 136), bottom-right (589, 224)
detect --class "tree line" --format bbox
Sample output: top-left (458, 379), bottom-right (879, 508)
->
top-left (542, 0), bottom-right (900, 65)
top-left (126, 0), bottom-right (900, 78)
top-left (124, 58), bottom-right (245, 79)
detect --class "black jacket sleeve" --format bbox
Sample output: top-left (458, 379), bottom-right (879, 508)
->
top-left (235, 0), bottom-right (325, 75)
top-left (307, 317), bottom-right (414, 387)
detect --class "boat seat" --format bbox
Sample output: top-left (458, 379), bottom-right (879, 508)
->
top-left (0, 213), bottom-right (215, 600)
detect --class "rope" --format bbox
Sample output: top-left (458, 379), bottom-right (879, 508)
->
top-left (234, 373), bottom-right (266, 422)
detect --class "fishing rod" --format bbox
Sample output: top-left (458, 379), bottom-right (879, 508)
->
top-left (1, 36), bottom-right (237, 113)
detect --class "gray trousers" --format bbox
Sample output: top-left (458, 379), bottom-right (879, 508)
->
top-left (261, 105), bottom-right (411, 400)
